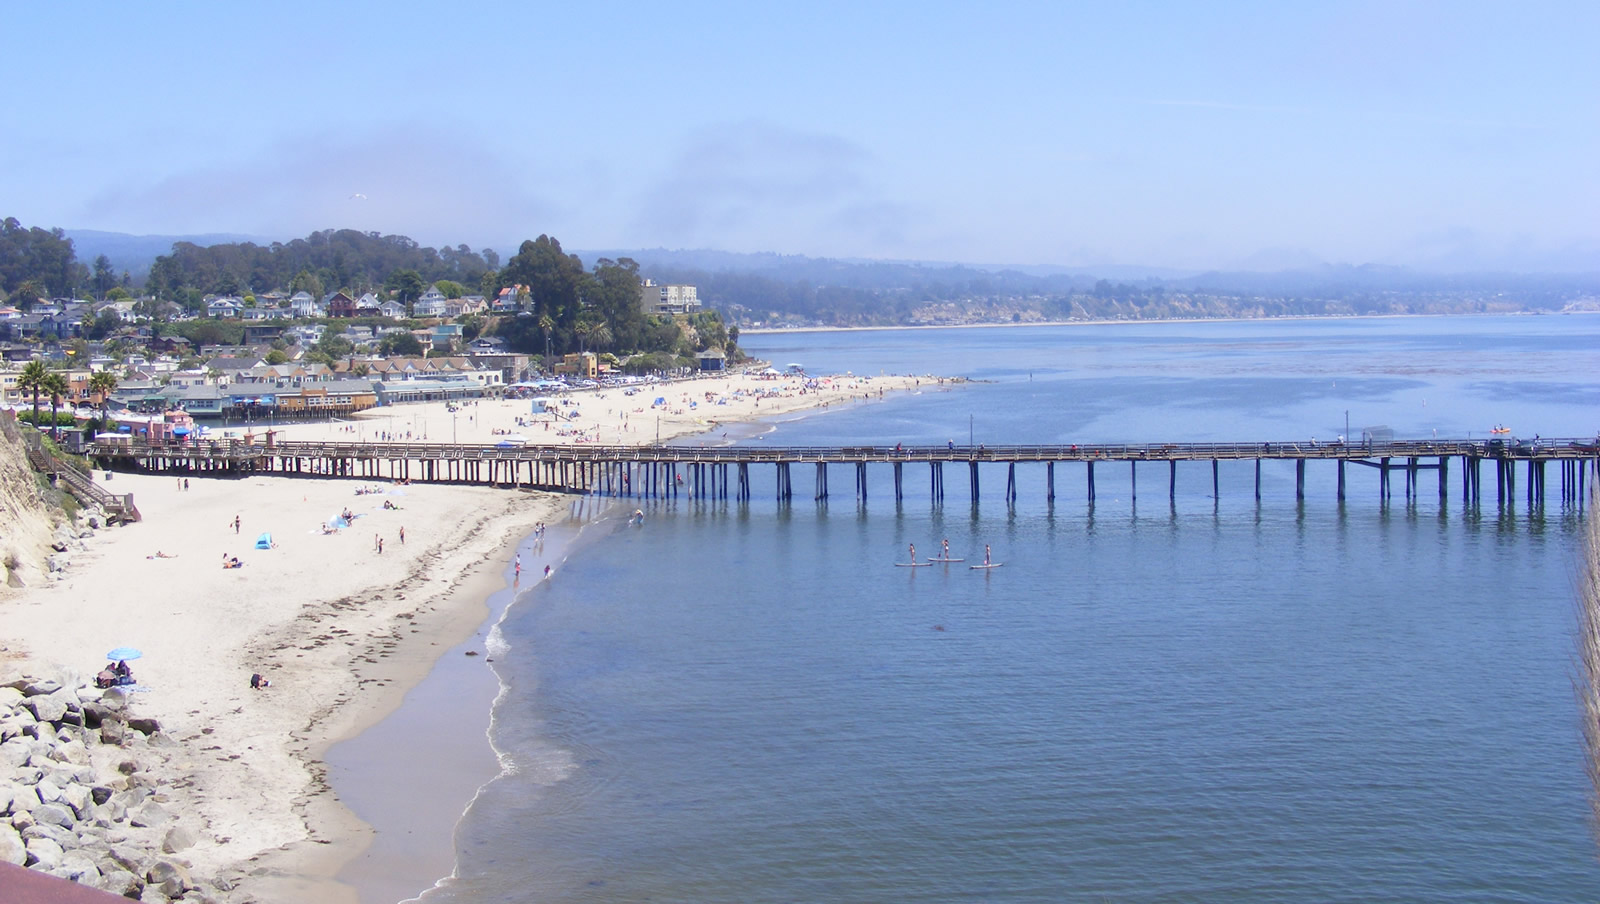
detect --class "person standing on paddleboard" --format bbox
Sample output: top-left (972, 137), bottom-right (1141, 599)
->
top-left (909, 543), bottom-right (916, 565)
top-left (984, 544), bottom-right (991, 566)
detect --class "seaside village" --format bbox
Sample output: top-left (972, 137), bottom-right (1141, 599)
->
top-left (0, 280), bottom-right (732, 448)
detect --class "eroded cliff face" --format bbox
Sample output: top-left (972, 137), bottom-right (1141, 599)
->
top-left (0, 421), bottom-right (63, 591)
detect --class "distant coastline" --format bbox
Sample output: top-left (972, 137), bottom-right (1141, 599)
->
top-left (739, 309), bottom-right (1593, 336)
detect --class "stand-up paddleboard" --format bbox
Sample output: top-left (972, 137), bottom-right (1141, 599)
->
top-left (895, 562), bottom-right (934, 567)
top-left (970, 563), bottom-right (1004, 570)
top-left (927, 557), bottom-right (965, 563)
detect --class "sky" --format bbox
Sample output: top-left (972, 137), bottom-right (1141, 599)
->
top-left (3, 1), bottom-right (1596, 272)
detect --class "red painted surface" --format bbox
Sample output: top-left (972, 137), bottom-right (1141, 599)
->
top-left (0, 862), bottom-right (130, 902)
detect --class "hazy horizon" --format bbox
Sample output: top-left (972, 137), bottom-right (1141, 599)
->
top-left (8, 3), bottom-right (1597, 274)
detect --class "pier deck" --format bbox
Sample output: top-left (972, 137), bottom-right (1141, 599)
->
top-left (90, 436), bottom-right (1598, 507)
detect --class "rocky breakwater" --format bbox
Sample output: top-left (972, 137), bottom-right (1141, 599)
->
top-left (0, 676), bottom-right (233, 902)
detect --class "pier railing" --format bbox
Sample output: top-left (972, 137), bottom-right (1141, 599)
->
top-left (85, 435), bottom-right (1600, 465)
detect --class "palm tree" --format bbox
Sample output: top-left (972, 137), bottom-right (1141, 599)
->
top-left (589, 321), bottom-right (613, 352)
top-left (89, 371), bottom-right (118, 423)
top-left (43, 371), bottom-right (69, 440)
top-left (538, 314), bottom-right (555, 369)
top-left (17, 360), bottom-right (49, 429)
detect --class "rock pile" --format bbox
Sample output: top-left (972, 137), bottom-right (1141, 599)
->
top-left (0, 676), bottom-right (231, 902)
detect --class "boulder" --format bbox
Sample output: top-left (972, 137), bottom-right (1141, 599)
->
top-left (21, 678), bottom-right (64, 697)
top-left (34, 777), bottom-right (62, 803)
top-left (53, 738), bottom-right (91, 766)
top-left (45, 553), bottom-right (70, 572)
top-left (100, 719), bottom-right (126, 746)
top-left (146, 731), bottom-right (177, 749)
top-left (0, 823), bottom-right (24, 865)
top-left (23, 694), bottom-right (67, 724)
top-left (100, 798), bottom-right (127, 823)
top-left (0, 781), bottom-right (16, 815)
top-left (24, 835), bottom-right (64, 870)
top-left (139, 888), bottom-right (172, 904)
top-left (60, 782), bottom-right (92, 818)
top-left (127, 716), bottom-right (161, 736)
top-left (91, 785), bottom-right (113, 806)
top-left (81, 700), bottom-right (118, 728)
top-left (57, 851), bottom-right (102, 885)
top-left (0, 739), bottom-right (32, 768)
top-left (32, 801), bottom-right (75, 828)
top-left (0, 686), bottom-right (23, 710)
top-left (146, 858), bottom-right (193, 897)
top-left (100, 867), bottom-right (144, 898)
top-left (160, 826), bottom-right (195, 854)
top-left (129, 800), bottom-right (171, 828)
top-left (22, 822), bottom-right (74, 848)
top-left (117, 759), bottom-right (139, 776)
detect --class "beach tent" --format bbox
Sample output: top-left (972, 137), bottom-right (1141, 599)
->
top-left (254, 532), bottom-right (274, 550)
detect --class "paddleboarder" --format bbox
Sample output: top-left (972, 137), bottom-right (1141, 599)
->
top-left (909, 543), bottom-right (916, 565)
top-left (941, 538), bottom-right (950, 560)
top-left (984, 544), bottom-right (991, 566)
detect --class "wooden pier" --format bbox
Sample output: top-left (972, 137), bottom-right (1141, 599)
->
top-left (88, 436), bottom-right (1599, 508)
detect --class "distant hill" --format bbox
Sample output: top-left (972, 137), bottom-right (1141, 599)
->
top-left (65, 229), bottom-right (274, 278)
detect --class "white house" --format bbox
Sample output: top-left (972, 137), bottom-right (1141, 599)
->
top-left (379, 300), bottom-right (407, 319)
top-left (206, 297), bottom-right (243, 319)
top-left (290, 291), bottom-right (322, 318)
top-left (356, 293), bottom-right (382, 314)
top-left (415, 285), bottom-right (448, 317)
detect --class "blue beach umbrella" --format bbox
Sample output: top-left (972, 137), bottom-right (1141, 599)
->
top-left (105, 647), bottom-right (142, 661)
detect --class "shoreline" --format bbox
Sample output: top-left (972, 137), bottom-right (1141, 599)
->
top-left (0, 370), bottom-right (937, 903)
top-left (307, 374), bottom-right (935, 903)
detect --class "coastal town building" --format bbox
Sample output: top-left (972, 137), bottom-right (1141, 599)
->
top-left (639, 280), bottom-right (701, 315)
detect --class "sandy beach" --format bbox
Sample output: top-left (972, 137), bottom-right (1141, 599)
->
top-left (0, 369), bottom-right (939, 903)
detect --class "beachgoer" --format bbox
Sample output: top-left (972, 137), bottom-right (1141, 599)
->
top-left (233, 515), bottom-right (241, 534)
top-left (515, 554), bottom-right (521, 576)
top-left (250, 673), bottom-right (270, 690)
top-left (909, 543), bottom-right (916, 564)
top-left (984, 545), bottom-right (991, 566)
top-left (183, 479), bottom-right (189, 491)
top-left (399, 526), bottom-right (405, 545)
top-left (544, 564), bottom-right (551, 578)
top-left (378, 537), bottom-right (384, 554)
top-left (942, 539), bottom-right (950, 559)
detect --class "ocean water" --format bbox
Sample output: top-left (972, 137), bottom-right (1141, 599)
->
top-left (416, 316), bottom-right (1600, 902)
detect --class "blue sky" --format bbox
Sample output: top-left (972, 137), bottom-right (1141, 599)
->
top-left (4, 1), bottom-right (1595, 271)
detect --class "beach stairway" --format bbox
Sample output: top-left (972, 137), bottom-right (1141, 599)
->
top-left (5, 417), bottom-right (141, 524)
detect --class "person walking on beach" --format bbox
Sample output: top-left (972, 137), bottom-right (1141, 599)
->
top-left (399, 526), bottom-right (405, 545)
top-left (515, 554), bottom-right (522, 577)
top-left (233, 515), bottom-right (240, 534)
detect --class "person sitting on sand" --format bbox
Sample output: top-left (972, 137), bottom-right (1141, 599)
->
top-left (250, 672), bottom-right (271, 690)
top-left (146, 551), bottom-right (177, 559)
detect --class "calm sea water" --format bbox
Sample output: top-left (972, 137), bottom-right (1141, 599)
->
top-left (420, 316), bottom-right (1600, 903)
